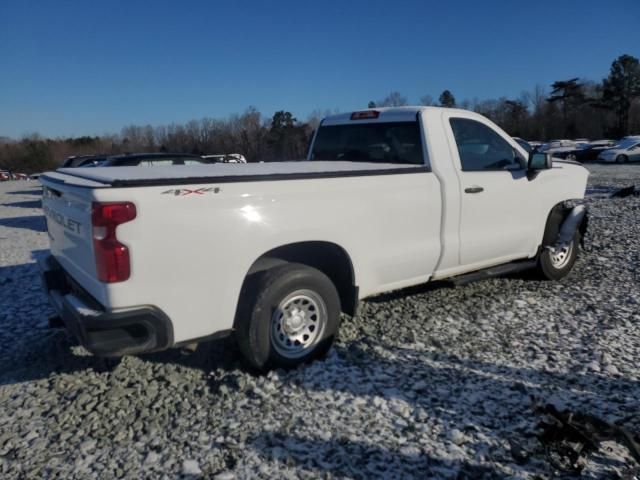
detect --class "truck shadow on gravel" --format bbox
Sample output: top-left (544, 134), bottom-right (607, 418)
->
top-left (140, 337), bottom-right (244, 375)
top-left (246, 341), bottom-right (640, 478)
top-left (0, 324), bottom-right (239, 389)
top-left (0, 253), bottom-right (243, 386)
top-left (365, 280), bottom-right (454, 303)
top-left (1, 200), bottom-right (42, 209)
top-left (1, 252), bottom-right (638, 477)
top-left (251, 430), bottom-right (499, 479)
top-left (5, 187), bottom-right (41, 196)
top-left (0, 215), bottom-right (46, 232)
top-left (0, 255), bottom-right (136, 386)
top-left (365, 273), bottom-right (539, 304)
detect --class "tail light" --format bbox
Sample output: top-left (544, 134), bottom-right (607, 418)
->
top-left (92, 202), bottom-right (137, 283)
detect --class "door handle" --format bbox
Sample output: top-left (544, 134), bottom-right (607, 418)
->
top-left (465, 186), bottom-right (484, 194)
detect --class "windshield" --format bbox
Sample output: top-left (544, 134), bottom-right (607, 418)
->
top-left (310, 122), bottom-right (424, 164)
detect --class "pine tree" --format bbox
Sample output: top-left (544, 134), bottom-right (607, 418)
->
top-left (439, 90), bottom-right (456, 108)
top-left (602, 54), bottom-right (640, 136)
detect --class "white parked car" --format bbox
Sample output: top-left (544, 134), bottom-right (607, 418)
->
top-left (538, 139), bottom-right (576, 152)
top-left (621, 135), bottom-right (640, 142)
top-left (597, 138), bottom-right (640, 163)
top-left (589, 139), bottom-right (616, 147)
top-left (202, 153), bottom-right (247, 163)
top-left (39, 107), bottom-right (589, 370)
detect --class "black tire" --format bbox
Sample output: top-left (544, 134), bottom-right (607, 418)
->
top-left (536, 234), bottom-right (579, 280)
top-left (235, 263), bottom-right (341, 371)
top-left (616, 155), bottom-right (628, 164)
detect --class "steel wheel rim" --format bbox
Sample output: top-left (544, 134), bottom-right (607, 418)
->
top-left (550, 243), bottom-right (573, 269)
top-left (271, 289), bottom-right (327, 359)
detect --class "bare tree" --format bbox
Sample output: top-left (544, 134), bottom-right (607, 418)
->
top-left (419, 95), bottom-right (435, 106)
top-left (6, 54), bottom-right (640, 174)
top-left (377, 91), bottom-right (408, 107)
top-left (306, 109), bottom-right (333, 130)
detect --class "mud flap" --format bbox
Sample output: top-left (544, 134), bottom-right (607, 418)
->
top-left (578, 209), bottom-right (589, 248)
top-left (556, 205), bottom-right (587, 247)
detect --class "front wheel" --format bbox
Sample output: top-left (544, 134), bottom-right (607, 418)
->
top-left (616, 155), bottom-right (628, 164)
top-left (235, 263), bottom-right (341, 371)
top-left (536, 234), bottom-right (579, 280)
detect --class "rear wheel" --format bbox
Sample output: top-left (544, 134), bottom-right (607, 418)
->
top-left (616, 155), bottom-right (628, 164)
top-left (536, 234), bottom-right (579, 280)
top-left (566, 153), bottom-right (577, 161)
top-left (235, 263), bottom-right (341, 371)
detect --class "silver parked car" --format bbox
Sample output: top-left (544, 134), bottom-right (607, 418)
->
top-left (598, 137), bottom-right (640, 163)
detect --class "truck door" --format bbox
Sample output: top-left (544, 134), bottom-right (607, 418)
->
top-left (446, 116), bottom-right (537, 267)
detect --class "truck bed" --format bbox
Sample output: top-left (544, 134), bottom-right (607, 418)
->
top-left (44, 161), bottom-right (425, 188)
top-left (40, 158), bottom-right (442, 346)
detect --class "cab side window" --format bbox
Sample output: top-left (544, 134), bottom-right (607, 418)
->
top-left (450, 118), bottom-right (523, 171)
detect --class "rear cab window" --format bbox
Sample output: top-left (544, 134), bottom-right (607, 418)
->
top-left (310, 121), bottom-right (424, 165)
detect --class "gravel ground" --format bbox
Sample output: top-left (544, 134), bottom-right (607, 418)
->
top-left (1, 165), bottom-right (639, 479)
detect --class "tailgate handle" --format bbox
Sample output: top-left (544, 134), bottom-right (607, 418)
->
top-left (465, 186), bottom-right (484, 194)
top-left (44, 186), bottom-right (62, 197)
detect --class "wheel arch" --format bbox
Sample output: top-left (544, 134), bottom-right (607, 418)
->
top-left (240, 241), bottom-right (358, 317)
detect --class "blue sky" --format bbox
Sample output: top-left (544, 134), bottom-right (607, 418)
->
top-left (1, 0), bottom-right (638, 138)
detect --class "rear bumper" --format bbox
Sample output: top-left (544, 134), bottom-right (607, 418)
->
top-left (39, 254), bottom-right (173, 357)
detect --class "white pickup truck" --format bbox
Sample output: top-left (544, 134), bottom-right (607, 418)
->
top-left (39, 107), bottom-right (589, 370)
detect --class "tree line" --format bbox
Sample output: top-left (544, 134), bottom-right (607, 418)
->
top-left (1, 54), bottom-right (638, 173)
top-left (369, 54), bottom-right (640, 141)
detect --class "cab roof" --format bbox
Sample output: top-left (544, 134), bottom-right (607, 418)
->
top-left (321, 106), bottom-right (472, 125)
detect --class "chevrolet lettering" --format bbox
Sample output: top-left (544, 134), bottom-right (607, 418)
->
top-left (43, 204), bottom-right (82, 235)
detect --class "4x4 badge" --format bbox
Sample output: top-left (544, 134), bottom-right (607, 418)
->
top-left (162, 187), bottom-right (220, 196)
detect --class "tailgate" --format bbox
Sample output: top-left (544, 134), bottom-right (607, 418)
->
top-left (40, 176), bottom-right (104, 301)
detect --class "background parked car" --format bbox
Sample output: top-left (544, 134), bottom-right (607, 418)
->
top-left (99, 152), bottom-right (213, 167)
top-left (598, 138), bottom-right (640, 163)
top-left (538, 139), bottom-right (577, 152)
top-left (0, 170), bottom-right (11, 181)
top-left (511, 137), bottom-right (533, 153)
top-left (202, 153), bottom-right (247, 163)
top-left (552, 140), bottom-right (616, 162)
top-left (61, 155), bottom-right (107, 168)
top-left (540, 139), bottom-right (596, 160)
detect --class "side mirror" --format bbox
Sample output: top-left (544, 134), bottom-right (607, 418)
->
top-left (528, 152), bottom-right (552, 170)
